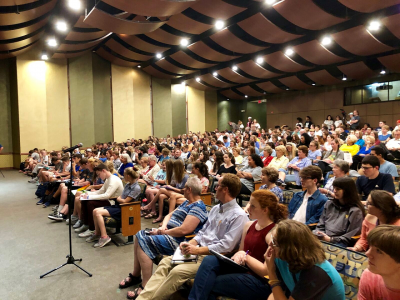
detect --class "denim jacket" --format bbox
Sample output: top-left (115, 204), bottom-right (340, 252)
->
top-left (288, 189), bottom-right (328, 225)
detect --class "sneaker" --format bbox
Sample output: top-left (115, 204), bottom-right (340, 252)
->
top-left (42, 201), bottom-right (51, 208)
top-left (93, 236), bottom-right (111, 248)
top-left (79, 229), bottom-right (94, 238)
top-left (28, 177), bottom-right (39, 183)
top-left (74, 224), bottom-right (89, 233)
top-left (48, 213), bottom-right (64, 221)
top-left (66, 215), bottom-right (78, 225)
top-left (36, 199), bottom-right (44, 205)
top-left (52, 205), bottom-right (59, 212)
top-left (86, 233), bottom-right (100, 243)
top-left (73, 220), bottom-right (82, 229)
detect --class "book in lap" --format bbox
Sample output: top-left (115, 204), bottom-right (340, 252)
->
top-left (171, 246), bottom-right (198, 265)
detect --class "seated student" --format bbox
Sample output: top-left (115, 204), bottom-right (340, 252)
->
top-left (369, 146), bottom-right (398, 179)
top-left (76, 163), bottom-right (124, 238)
top-left (314, 177), bottom-right (364, 247)
top-left (308, 141), bottom-right (322, 164)
top-left (135, 174), bottom-right (248, 300)
top-left (265, 220), bottom-right (345, 300)
top-left (350, 136), bottom-right (375, 171)
top-left (348, 190), bottom-right (400, 252)
top-left (319, 159), bottom-right (349, 198)
top-left (199, 151), bottom-right (213, 173)
top-left (285, 142), bottom-right (297, 161)
top-left (86, 167), bottom-right (142, 248)
top-left (232, 147), bottom-right (243, 165)
top-left (119, 177), bottom-right (208, 299)
top-left (279, 145), bottom-right (312, 186)
top-left (339, 134), bottom-right (359, 156)
top-left (356, 156), bottom-right (395, 201)
top-left (138, 155), bottom-right (160, 186)
top-left (358, 225), bottom-right (400, 300)
top-left (318, 138), bottom-right (345, 175)
top-left (210, 151), bottom-right (224, 175)
top-left (268, 145), bottom-right (289, 171)
top-left (40, 156), bottom-right (71, 183)
top-left (118, 154), bottom-right (134, 177)
top-left (262, 146), bottom-right (274, 167)
top-left (378, 125), bottom-right (392, 143)
top-left (288, 166), bottom-right (328, 225)
top-left (386, 128), bottom-right (400, 159)
top-left (157, 147), bottom-right (170, 164)
top-left (189, 190), bottom-right (288, 300)
top-left (236, 154), bottom-right (263, 195)
top-left (215, 153), bottom-right (237, 182)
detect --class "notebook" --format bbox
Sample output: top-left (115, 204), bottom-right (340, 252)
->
top-left (210, 250), bottom-right (249, 273)
top-left (171, 246), bottom-right (198, 265)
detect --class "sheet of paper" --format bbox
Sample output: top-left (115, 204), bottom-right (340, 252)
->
top-left (172, 246), bottom-right (197, 261)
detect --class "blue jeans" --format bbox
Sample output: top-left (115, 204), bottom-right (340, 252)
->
top-left (188, 255), bottom-right (272, 300)
top-left (278, 168), bottom-right (296, 183)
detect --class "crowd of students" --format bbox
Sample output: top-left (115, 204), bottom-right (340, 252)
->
top-left (19, 114), bottom-right (400, 300)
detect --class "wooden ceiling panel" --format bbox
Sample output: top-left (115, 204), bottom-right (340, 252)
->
top-left (155, 59), bottom-right (194, 75)
top-left (293, 40), bottom-right (348, 65)
top-left (0, 0), bottom-right (56, 26)
top-left (145, 29), bottom-right (182, 46)
top-left (279, 76), bottom-right (312, 90)
top-left (170, 51), bottom-right (216, 69)
top-left (83, 8), bottom-right (166, 35)
top-left (238, 13), bottom-right (302, 44)
top-left (306, 70), bottom-right (342, 85)
top-left (382, 14), bottom-right (400, 39)
top-left (0, 19), bottom-right (47, 40)
top-left (188, 41), bottom-right (239, 62)
top-left (274, 0), bottom-right (345, 30)
top-left (66, 30), bottom-right (109, 42)
top-left (105, 39), bottom-right (152, 61)
top-left (256, 82), bottom-right (284, 93)
top-left (166, 14), bottom-right (213, 35)
top-left (338, 62), bottom-right (378, 79)
top-left (332, 26), bottom-right (393, 56)
top-left (0, 0), bottom-right (39, 4)
top-left (143, 65), bottom-right (179, 79)
top-left (190, 0), bottom-right (246, 20)
top-left (102, 0), bottom-right (196, 17)
top-left (264, 52), bottom-right (311, 73)
top-left (338, 0), bottom-right (400, 13)
top-left (210, 29), bottom-right (267, 54)
top-left (378, 54), bottom-right (400, 72)
top-left (236, 86), bottom-right (264, 97)
top-left (118, 34), bottom-right (169, 53)
top-left (220, 89), bottom-right (243, 100)
top-left (186, 78), bottom-right (216, 91)
top-left (217, 68), bottom-right (256, 84)
top-left (200, 74), bottom-right (234, 88)
top-left (52, 50), bottom-right (93, 59)
top-left (0, 31), bottom-right (41, 51)
top-left (95, 47), bottom-right (138, 67)
top-left (0, 44), bottom-right (34, 59)
top-left (237, 61), bottom-right (279, 79)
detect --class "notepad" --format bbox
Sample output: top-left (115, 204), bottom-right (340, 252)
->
top-left (210, 250), bottom-right (249, 273)
top-left (171, 246), bottom-right (198, 265)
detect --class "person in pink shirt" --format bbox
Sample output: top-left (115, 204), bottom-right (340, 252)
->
top-left (358, 225), bottom-right (400, 300)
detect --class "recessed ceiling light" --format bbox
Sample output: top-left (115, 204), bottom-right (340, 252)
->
top-left (68, 0), bottom-right (81, 10)
top-left (195, 77), bottom-right (200, 82)
top-left (41, 54), bottom-right (48, 60)
top-left (265, 0), bottom-right (276, 4)
top-left (312, 83), bottom-right (316, 86)
top-left (342, 75), bottom-right (347, 81)
top-left (215, 20), bottom-right (225, 30)
top-left (55, 21), bottom-right (68, 32)
top-left (156, 53), bottom-right (162, 59)
top-left (137, 65), bottom-right (141, 68)
top-left (380, 70), bottom-right (386, 75)
top-left (256, 57), bottom-right (264, 64)
top-left (286, 88), bottom-right (289, 91)
top-left (321, 36), bottom-right (332, 46)
top-left (47, 38), bottom-right (57, 47)
top-left (181, 81), bottom-right (186, 86)
top-left (285, 48), bottom-right (294, 56)
top-left (227, 98), bottom-right (229, 101)
top-left (245, 95), bottom-right (248, 98)
top-left (232, 65), bottom-right (238, 71)
top-left (213, 72), bottom-right (218, 77)
top-left (180, 38), bottom-right (189, 47)
top-left (368, 20), bottom-right (381, 31)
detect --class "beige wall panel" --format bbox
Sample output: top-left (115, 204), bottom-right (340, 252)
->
top-left (311, 109), bottom-right (326, 127)
top-left (132, 69), bottom-right (151, 139)
top-left (307, 92), bottom-right (325, 111)
top-left (380, 115), bottom-right (393, 127)
top-left (393, 101), bottom-right (400, 114)
top-left (356, 105), bottom-right (367, 117)
top-left (290, 95), bottom-right (308, 113)
top-left (205, 90), bottom-right (218, 131)
top-left (45, 60), bottom-right (70, 150)
top-left (365, 115), bottom-right (380, 127)
top-left (0, 59), bottom-right (12, 153)
top-left (380, 102), bottom-right (393, 115)
top-left (111, 64), bottom-right (135, 142)
top-left (187, 86), bottom-right (205, 133)
top-left (324, 89), bottom-right (343, 109)
top-left (152, 77), bottom-right (172, 138)
top-left (16, 59), bottom-right (48, 152)
top-left (0, 154), bottom-right (13, 168)
top-left (366, 103), bottom-right (380, 116)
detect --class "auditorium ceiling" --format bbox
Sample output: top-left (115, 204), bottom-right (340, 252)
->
top-left (1, 0), bottom-right (400, 99)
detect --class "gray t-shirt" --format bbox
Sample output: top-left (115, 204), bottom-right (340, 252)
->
top-left (32, 152), bottom-right (40, 161)
top-left (240, 166), bottom-right (262, 192)
top-left (350, 116), bottom-right (360, 130)
top-left (380, 161), bottom-right (398, 178)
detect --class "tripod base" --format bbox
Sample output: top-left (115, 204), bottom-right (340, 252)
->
top-left (40, 255), bottom-right (92, 279)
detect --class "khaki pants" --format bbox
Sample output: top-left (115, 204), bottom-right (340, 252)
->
top-left (137, 255), bottom-right (206, 300)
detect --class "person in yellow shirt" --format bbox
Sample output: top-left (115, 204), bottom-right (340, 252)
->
top-left (339, 134), bottom-right (359, 156)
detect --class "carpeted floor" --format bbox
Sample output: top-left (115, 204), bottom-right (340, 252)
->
top-left (0, 170), bottom-right (156, 300)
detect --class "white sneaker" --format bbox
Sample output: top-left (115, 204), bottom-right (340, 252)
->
top-left (66, 215), bottom-right (78, 225)
top-left (79, 229), bottom-right (94, 238)
top-left (86, 233), bottom-right (100, 243)
top-left (73, 220), bottom-right (82, 229)
top-left (74, 224), bottom-right (88, 233)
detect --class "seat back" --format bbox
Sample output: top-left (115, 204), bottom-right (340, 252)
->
top-left (137, 182), bottom-right (147, 201)
top-left (322, 242), bottom-right (368, 300)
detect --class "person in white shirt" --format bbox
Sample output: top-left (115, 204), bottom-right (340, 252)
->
top-left (75, 163), bottom-right (124, 238)
top-left (315, 125), bottom-right (323, 136)
top-left (139, 155), bottom-right (161, 186)
top-left (324, 115), bottom-right (334, 127)
top-left (334, 115), bottom-right (343, 128)
top-left (386, 129), bottom-right (400, 159)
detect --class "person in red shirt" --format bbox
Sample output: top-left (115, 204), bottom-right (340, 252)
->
top-left (358, 225), bottom-right (400, 300)
top-left (262, 146), bottom-right (273, 167)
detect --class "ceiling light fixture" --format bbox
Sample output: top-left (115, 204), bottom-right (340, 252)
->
top-left (213, 72), bottom-right (218, 77)
top-left (68, 0), bottom-right (81, 10)
top-left (368, 20), bottom-right (381, 31)
top-left (181, 81), bottom-right (186, 86)
top-left (312, 83), bottom-right (316, 86)
top-left (380, 70), bottom-right (386, 75)
top-left (156, 53), bottom-right (162, 59)
top-left (286, 88), bottom-right (290, 91)
top-left (137, 65), bottom-right (141, 68)
top-left (41, 54), bottom-right (48, 60)
top-left (321, 36), bottom-right (332, 46)
top-left (196, 77), bottom-right (200, 82)
top-left (55, 21), bottom-right (68, 32)
top-left (256, 57), bottom-right (264, 64)
top-left (180, 38), bottom-right (189, 47)
top-left (265, 0), bottom-right (276, 4)
top-left (342, 74), bottom-right (347, 81)
top-left (215, 20), bottom-right (225, 30)
top-left (285, 48), bottom-right (294, 56)
top-left (47, 38), bottom-right (57, 47)
top-left (245, 95), bottom-right (248, 98)
top-left (232, 65), bottom-right (238, 71)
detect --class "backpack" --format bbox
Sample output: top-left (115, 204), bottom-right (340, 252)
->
top-left (35, 182), bottom-right (48, 198)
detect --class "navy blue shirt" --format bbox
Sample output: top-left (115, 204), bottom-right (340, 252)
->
top-left (118, 162), bottom-right (134, 176)
top-left (356, 173), bottom-right (395, 200)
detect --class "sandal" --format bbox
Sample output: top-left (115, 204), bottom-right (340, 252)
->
top-left (144, 212), bottom-right (157, 219)
top-left (127, 284), bottom-right (144, 300)
top-left (119, 273), bottom-right (142, 289)
top-left (140, 209), bottom-right (150, 217)
top-left (152, 217), bottom-right (163, 224)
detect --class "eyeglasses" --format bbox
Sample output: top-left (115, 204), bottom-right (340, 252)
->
top-left (300, 176), bottom-right (312, 180)
top-left (361, 166), bottom-right (373, 170)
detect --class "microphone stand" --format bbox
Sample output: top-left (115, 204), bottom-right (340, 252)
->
top-left (40, 150), bottom-right (92, 278)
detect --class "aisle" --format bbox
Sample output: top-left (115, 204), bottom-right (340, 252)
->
top-left (0, 170), bottom-right (152, 300)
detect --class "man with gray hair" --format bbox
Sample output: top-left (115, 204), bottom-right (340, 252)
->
top-left (140, 155), bottom-right (160, 185)
top-left (185, 176), bottom-right (203, 196)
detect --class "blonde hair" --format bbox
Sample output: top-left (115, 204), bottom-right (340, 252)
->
top-left (105, 160), bottom-right (116, 174)
top-left (275, 145), bottom-right (287, 156)
top-left (346, 134), bottom-right (358, 145)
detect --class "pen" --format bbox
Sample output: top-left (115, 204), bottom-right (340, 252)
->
top-left (245, 250), bottom-right (249, 256)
